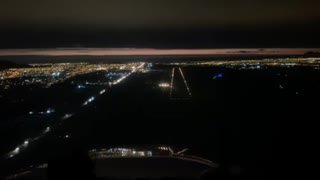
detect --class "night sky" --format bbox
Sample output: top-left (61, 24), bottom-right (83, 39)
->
top-left (1, 0), bottom-right (320, 48)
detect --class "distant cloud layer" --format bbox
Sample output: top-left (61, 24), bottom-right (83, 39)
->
top-left (0, 48), bottom-right (319, 56)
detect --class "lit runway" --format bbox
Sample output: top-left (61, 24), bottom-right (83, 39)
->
top-left (178, 67), bottom-right (192, 97)
top-left (169, 68), bottom-right (175, 98)
top-left (169, 67), bottom-right (192, 100)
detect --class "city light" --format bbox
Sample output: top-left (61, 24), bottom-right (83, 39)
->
top-left (279, 84), bottom-right (284, 89)
top-left (83, 96), bottom-right (95, 106)
top-left (99, 89), bottom-right (106, 94)
top-left (14, 147), bottom-right (20, 153)
top-left (0, 62), bottom-right (144, 88)
top-left (62, 113), bottom-right (73, 120)
top-left (46, 108), bottom-right (54, 114)
top-left (28, 109), bottom-right (55, 115)
top-left (5, 125), bottom-right (55, 159)
top-left (159, 83), bottom-right (170, 88)
top-left (175, 57), bottom-right (320, 69)
top-left (44, 127), bottom-right (50, 133)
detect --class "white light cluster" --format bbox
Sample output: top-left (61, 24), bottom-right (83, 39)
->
top-left (99, 89), bottom-right (106, 94)
top-left (83, 96), bottom-right (95, 106)
top-left (61, 113), bottom-right (73, 120)
top-left (158, 146), bottom-right (169, 151)
top-left (6, 126), bottom-right (50, 158)
top-left (28, 108), bottom-right (55, 115)
top-left (159, 83), bottom-right (170, 88)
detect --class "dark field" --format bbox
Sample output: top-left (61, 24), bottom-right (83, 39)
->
top-left (0, 62), bottom-right (319, 178)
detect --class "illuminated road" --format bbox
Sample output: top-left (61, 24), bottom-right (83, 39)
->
top-left (4, 62), bottom-right (146, 159)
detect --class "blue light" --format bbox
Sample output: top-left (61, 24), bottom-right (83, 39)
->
top-left (217, 73), bottom-right (223, 78)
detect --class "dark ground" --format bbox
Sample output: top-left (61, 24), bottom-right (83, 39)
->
top-left (0, 63), bottom-right (318, 179)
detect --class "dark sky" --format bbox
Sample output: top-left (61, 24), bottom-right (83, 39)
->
top-left (1, 0), bottom-right (320, 48)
